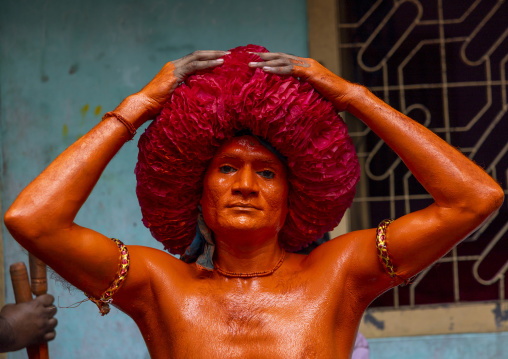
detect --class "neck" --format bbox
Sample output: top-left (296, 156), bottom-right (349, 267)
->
top-left (213, 232), bottom-right (284, 275)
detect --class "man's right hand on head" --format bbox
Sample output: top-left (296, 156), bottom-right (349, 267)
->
top-left (133, 50), bottom-right (229, 124)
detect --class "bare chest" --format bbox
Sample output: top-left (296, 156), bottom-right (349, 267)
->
top-left (154, 277), bottom-right (343, 358)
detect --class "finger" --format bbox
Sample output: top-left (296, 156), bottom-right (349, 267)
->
top-left (249, 58), bottom-right (291, 69)
top-left (249, 51), bottom-right (300, 60)
top-left (186, 58), bottom-right (225, 72)
top-left (249, 52), bottom-right (287, 60)
top-left (189, 50), bottom-right (230, 60)
top-left (36, 293), bottom-right (55, 306)
top-left (249, 52), bottom-right (310, 68)
top-left (175, 50), bottom-right (229, 66)
top-left (45, 305), bottom-right (57, 317)
top-left (43, 330), bottom-right (56, 342)
top-left (46, 317), bottom-right (58, 330)
top-left (261, 65), bottom-right (293, 75)
top-left (173, 58), bottom-right (226, 81)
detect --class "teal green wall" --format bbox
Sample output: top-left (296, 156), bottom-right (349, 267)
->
top-left (0, 0), bottom-right (307, 357)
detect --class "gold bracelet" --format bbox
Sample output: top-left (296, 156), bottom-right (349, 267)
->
top-left (102, 111), bottom-right (137, 140)
top-left (86, 238), bottom-right (130, 316)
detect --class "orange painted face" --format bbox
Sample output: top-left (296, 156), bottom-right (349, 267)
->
top-left (201, 135), bottom-right (289, 240)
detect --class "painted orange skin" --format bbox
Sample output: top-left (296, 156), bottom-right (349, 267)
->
top-left (201, 136), bottom-right (289, 266)
top-left (4, 50), bottom-right (504, 358)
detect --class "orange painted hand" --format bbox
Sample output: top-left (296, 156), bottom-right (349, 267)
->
top-left (248, 52), bottom-right (358, 112)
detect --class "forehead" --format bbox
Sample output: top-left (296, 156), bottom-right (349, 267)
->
top-left (212, 135), bottom-right (285, 167)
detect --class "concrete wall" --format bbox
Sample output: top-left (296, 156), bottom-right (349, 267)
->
top-left (369, 332), bottom-right (508, 359)
top-left (0, 1), bottom-right (307, 357)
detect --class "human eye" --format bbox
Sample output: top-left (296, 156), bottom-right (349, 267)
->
top-left (219, 165), bottom-right (236, 174)
top-left (257, 170), bottom-right (275, 179)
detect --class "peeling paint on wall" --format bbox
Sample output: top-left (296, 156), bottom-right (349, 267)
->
top-left (80, 104), bottom-right (89, 118)
top-left (493, 302), bottom-right (508, 328)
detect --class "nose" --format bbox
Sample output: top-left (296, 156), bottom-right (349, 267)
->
top-left (232, 166), bottom-right (259, 197)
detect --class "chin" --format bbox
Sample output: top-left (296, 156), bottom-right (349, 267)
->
top-left (203, 210), bottom-right (285, 240)
top-left (221, 221), bottom-right (267, 233)
top-left (215, 219), bottom-right (280, 238)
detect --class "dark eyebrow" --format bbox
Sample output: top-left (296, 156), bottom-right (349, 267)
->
top-left (216, 154), bottom-right (282, 167)
top-left (216, 154), bottom-right (240, 161)
top-left (258, 158), bottom-right (279, 166)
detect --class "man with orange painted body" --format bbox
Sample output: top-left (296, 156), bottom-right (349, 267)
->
top-left (4, 47), bottom-right (504, 359)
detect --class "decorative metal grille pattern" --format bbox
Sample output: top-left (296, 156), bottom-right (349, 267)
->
top-left (338, 0), bottom-right (508, 308)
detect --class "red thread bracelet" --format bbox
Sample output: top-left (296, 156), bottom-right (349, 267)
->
top-left (102, 111), bottom-right (137, 141)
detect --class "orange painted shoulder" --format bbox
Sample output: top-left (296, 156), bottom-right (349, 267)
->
top-left (112, 245), bottom-right (196, 313)
top-left (302, 229), bottom-right (392, 300)
top-left (305, 229), bottom-right (373, 266)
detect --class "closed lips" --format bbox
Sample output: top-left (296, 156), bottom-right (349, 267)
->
top-left (228, 203), bottom-right (259, 209)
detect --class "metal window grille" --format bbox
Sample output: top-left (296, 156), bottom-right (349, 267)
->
top-left (338, 0), bottom-right (508, 308)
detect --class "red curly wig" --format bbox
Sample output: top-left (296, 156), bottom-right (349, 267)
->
top-left (135, 45), bottom-right (360, 254)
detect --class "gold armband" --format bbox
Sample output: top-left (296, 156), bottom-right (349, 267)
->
top-left (86, 238), bottom-right (130, 315)
top-left (375, 219), bottom-right (412, 285)
top-left (376, 219), bottom-right (396, 277)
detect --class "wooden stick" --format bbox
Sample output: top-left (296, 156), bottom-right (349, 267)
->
top-left (9, 261), bottom-right (49, 359)
top-left (29, 254), bottom-right (47, 296)
top-left (9, 262), bottom-right (38, 358)
top-left (9, 262), bottom-right (32, 304)
top-left (28, 254), bottom-right (50, 359)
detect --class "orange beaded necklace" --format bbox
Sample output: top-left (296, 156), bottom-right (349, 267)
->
top-left (214, 250), bottom-right (286, 278)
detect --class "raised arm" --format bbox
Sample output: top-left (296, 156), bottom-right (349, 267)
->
top-left (4, 51), bottom-right (228, 300)
top-left (250, 53), bottom-right (504, 294)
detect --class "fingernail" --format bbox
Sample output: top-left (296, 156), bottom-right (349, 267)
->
top-left (224, 51), bottom-right (231, 54)
top-left (216, 58), bottom-right (224, 63)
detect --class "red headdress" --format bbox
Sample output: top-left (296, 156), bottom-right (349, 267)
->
top-left (135, 45), bottom-right (360, 254)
